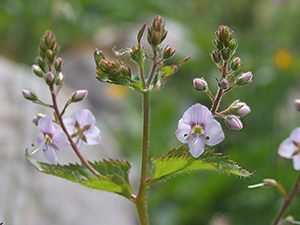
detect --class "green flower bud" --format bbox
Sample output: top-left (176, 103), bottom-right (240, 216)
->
top-left (45, 71), bottom-right (54, 86)
top-left (70, 90), bottom-right (88, 102)
top-left (163, 45), bottom-right (176, 59)
top-left (230, 57), bottom-right (241, 71)
top-left (32, 65), bottom-right (45, 78)
top-left (55, 72), bottom-right (64, 85)
top-left (46, 49), bottom-right (54, 63)
top-left (22, 89), bottom-right (38, 101)
top-left (211, 50), bottom-right (222, 63)
top-left (218, 78), bottom-right (228, 89)
top-left (54, 57), bottom-right (63, 72)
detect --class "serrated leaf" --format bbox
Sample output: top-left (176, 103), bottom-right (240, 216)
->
top-left (26, 149), bottom-right (133, 199)
top-left (149, 146), bottom-right (255, 185)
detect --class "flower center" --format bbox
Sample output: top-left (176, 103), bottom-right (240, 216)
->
top-left (193, 126), bottom-right (203, 135)
top-left (293, 141), bottom-right (300, 156)
top-left (44, 134), bottom-right (52, 150)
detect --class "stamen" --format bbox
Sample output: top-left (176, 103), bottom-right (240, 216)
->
top-left (206, 136), bottom-right (210, 140)
top-left (31, 145), bottom-right (42, 155)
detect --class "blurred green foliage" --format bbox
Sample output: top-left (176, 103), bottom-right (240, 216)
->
top-left (2, 0), bottom-right (300, 224)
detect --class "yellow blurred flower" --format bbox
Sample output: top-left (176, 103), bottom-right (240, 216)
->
top-left (274, 49), bottom-right (292, 70)
top-left (104, 84), bottom-right (129, 100)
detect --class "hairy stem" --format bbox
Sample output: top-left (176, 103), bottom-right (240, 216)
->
top-left (272, 171), bottom-right (300, 225)
top-left (211, 62), bottom-right (228, 115)
top-left (50, 87), bottom-right (100, 177)
top-left (135, 91), bottom-right (150, 225)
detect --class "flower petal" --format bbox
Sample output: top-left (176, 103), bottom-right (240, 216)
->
top-left (71, 109), bottom-right (95, 127)
top-left (84, 126), bottom-right (101, 145)
top-left (290, 127), bottom-right (300, 143)
top-left (278, 138), bottom-right (296, 159)
top-left (52, 129), bottom-right (70, 152)
top-left (43, 147), bottom-right (57, 164)
top-left (188, 137), bottom-right (205, 158)
top-left (204, 119), bottom-right (225, 146)
top-left (64, 118), bottom-right (77, 135)
top-left (175, 119), bottom-right (191, 143)
top-left (38, 116), bottom-right (55, 134)
top-left (182, 103), bottom-right (213, 126)
top-left (293, 154), bottom-right (300, 170)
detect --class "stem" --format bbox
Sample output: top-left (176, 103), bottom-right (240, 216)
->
top-left (146, 49), bottom-right (158, 89)
top-left (211, 62), bottom-right (227, 115)
top-left (272, 171), bottom-right (300, 225)
top-left (135, 91), bottom-right (150, 225)
top-left (50, 87), bottom-right (100, 177)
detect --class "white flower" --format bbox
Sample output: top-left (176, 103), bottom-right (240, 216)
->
top-left (36, 116), bottom-right (70, 164)
top-left (175, 103), bottom-right (225, 157)
top-left (64, 109), bottom-right (101, 147)
top-left (278, 127), bottom-right (300, 170)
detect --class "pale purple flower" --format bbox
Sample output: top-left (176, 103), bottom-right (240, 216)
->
top-left (176, 103), bottom-right (225, 158)
top-left (64, 109), bottom-right (101, 147)
top-left (278, 127), bottom-right (300, 170)
top-left (36, 116), bottom-right (70, 164)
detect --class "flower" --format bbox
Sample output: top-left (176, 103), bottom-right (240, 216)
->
top-left (175, 103), bottom-right (225, 157)
top-left (193, 78), bottom-right (208, 92)
top-left (64, 109), bottom-right (101, 147)
top-left (278, 127), bottom-right (300, 170)
top-left (36, 116), bottom-right (70, 164)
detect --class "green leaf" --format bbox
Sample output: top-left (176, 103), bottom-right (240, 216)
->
top-left (149, 146), bottom-right (255, 185)
top-left (26, 149), bottom-right (133, 200)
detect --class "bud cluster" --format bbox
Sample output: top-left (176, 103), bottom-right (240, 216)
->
top-left (193, 25), bottom-right (253, 131)
top-left (32, 30), bottom-right (64, 87)
top-left (94, 50), bottom-right (134, 86)
top-left (147, 15), bottom-right (167, 49)
top-left (93, 15), bottom-right (188, 92)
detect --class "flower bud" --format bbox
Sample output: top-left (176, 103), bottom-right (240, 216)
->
top-left (45, 71), bottom-right (54, 86)
top-left (221, 48), bottom-right (230, 61)
top-left (163, 45), bottom-right (176, 59)
top-left (22, 89), bottom-right (38, 101)
top-left (229, 39), bottom-right (238, 51)
top-left (294, 99), bottom-right (300, 111)
top-left (211, 50), bottom-right (222, 63)
top-left (55, 72), bottom-right (64, 85)
top-left (218, 78), bottom-right (228, 89)
top-left (247, 178), bottom-right (277, 189)
top-left (36, 56), bottom-right (46, 71)
top-left (32, 113), bottom-right (47, 125)
top-left (54, 57), bottom-right (63, 72)
top-left (193, 78), bottom-right (208, 91)
top-left (46, 49), bottom-right (54, 63)
top-left (230, 57), bottom-right (241, 71)
top-left (236, 71), bottom-right (253, 85)
top-left (71, 90), bottom-right (88, 102)
top-left (32, 64), bottom-right (45, 78)
top-left (225, 115), bottom-right (243, 130)
top-left (230, 100), bottom-right (251, 116)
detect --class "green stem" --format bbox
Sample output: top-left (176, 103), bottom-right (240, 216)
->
top-left (272, 171), bottom-right (300, 225)
top-left (146, 49), bottom-right (158, 89)
top-left (135, 91), bottom-right (150, 225)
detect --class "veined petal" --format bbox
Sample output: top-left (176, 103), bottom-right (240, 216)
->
top-left (182, 103), bottom-right (213, 125)
top-left (278, 138), bottom-right (296, 159)
top-left (205, 119), bottom-right (225, 146)
top-left (84, 126), bottom-right (101, 145)
top-left (175, 119), bottom-right (191, 143)
top-left (52, 129), bottom-right (70, 152)
top-left (188, 137), bottom-right (205, 158)
top-left (43, 146), bottom-right (57, 164)
top-left (71, 109), bottom-right (95, 126)
top-left (38, 116), bottom-right (55, 134)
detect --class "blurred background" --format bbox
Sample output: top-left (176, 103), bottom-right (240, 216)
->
top-left (1, 0), bottom-right (300, 224)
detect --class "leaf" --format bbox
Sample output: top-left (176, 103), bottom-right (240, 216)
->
top-left (149, 146), bottom-right (255, 185)
top-left (26, 149), bottom-right (133, 200)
